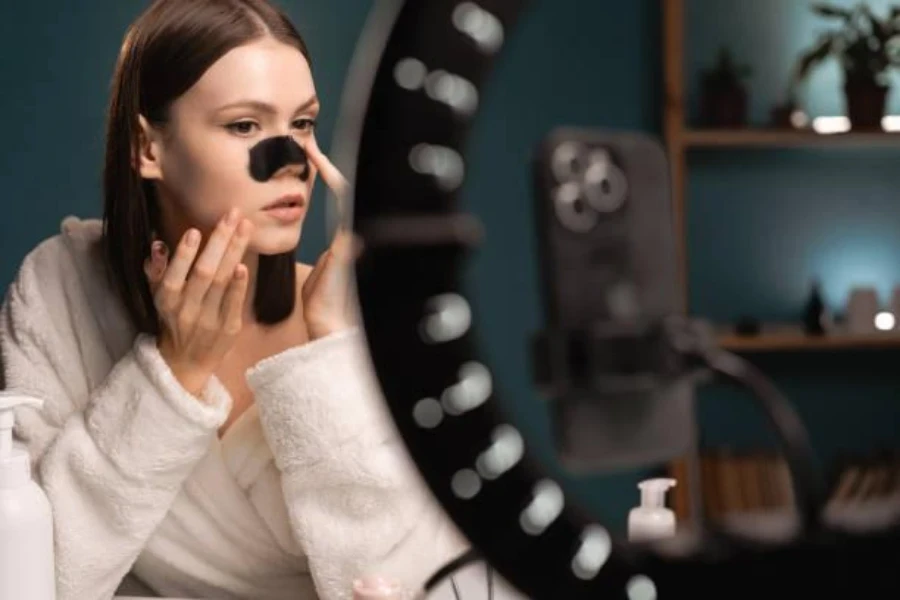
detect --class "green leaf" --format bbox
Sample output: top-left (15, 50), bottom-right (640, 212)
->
top-left (796, 33), bottom-right (836, 80)
top-left (859, 4), bottom-right (892, 42)
top-left (811, 2), bottom-right (854, 20)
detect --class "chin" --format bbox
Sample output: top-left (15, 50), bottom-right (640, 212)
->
top-left (249, 224), bottom-right (303, 256)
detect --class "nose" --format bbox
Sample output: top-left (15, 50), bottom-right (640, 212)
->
top-left (272, 162), bottom-right (308, 180)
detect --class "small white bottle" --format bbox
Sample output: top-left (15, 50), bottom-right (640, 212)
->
top-left (0, 392), bottom-right (56, 600)
top-left (628, 478), bottom-right (677, 542)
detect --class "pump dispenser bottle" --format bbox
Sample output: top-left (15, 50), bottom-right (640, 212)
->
top-left (0, 392), bottom-right (56, 600)
top-left (628, 478), bottom-right (677, 542)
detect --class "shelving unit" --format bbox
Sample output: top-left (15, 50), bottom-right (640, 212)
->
top-left (718, 327), bottom-right (900, 352)
top-left (684, 128), bottom-right (900, 149)
top-left (664, 1), bottom-right (900, 313)
top-left (661, 0), bottom-right (900, 523)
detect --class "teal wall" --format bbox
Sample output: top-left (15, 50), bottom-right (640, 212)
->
top-left (2, 0), bottom-right (899, 536)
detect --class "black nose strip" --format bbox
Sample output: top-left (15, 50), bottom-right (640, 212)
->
top-left (248, 136), bottom-right (310, 182)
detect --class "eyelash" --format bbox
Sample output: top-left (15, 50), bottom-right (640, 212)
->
top-left (225, 118), bottom-right (317, 136)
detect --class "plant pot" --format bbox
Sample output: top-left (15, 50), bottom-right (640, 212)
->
top-left (844, 80), bottom-right (889, 130)
top-left (700, 82), bottom-right (748, 128)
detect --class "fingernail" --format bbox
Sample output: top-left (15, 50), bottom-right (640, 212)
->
top-left (144, 257), bottom-right (161, 278)
top-left (151, 241), bottom-right (166, 258)
top-left (226, 208), bottom-right (238, 226)
top-left (186, 229), bottom-right (200, 247)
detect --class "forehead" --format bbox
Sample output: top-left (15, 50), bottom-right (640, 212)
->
top-left (178, 37), bottom-right (315, 111)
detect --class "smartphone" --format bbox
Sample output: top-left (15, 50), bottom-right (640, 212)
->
top-left (530, 127), bottom-right (694, 473)
top-left (531, 127), bottom-right (679, 329)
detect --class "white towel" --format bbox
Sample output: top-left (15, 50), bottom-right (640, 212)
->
top-left (0, 216), bottom-right (468, 600)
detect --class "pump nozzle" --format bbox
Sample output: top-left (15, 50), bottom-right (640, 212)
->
top-left (628, 478), bottom-right (678, 542)
top-left (0, 391), bottom-right (43, 459)
top-left (638, 478), bottom-right (676, 509)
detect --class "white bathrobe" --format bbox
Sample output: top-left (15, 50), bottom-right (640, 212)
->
top-left (0, 216), bottom-right (469, 600)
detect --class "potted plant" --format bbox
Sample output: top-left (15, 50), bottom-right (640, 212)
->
top-left (793, 3), bottom-right (900, 130)
top-left (700, 46), bottom-right (752, 128)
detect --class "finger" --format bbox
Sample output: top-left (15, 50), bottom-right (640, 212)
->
top-left (305, 136), bottom-right (349, 198)
top-left (156, 230), bottom-right (200, 313)
top-left (144, 241), bottom-right (169, 294)
top-left (220, 264), bottom-right (249, 337)
top-left (200, 218), bottom-right (253, 316)
top-left (322, 233), bottom-right (351, 291)
top-left (329, 230), bottom-right (355, 263)
top-left (181, 208), bottom-right (242, 320)
top-left (328, 234), bottom-right (353, 290)
top-left (301, 250), bottom-right (331, 303)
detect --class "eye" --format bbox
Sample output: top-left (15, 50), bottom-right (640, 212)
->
top-left (293, 118), bottom-right (317, 132)
top-left (225, 120), bottom-right (259, 135)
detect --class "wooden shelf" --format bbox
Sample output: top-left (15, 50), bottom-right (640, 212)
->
top-left (658, 0), bottom-right (900, 526)
top-left (717, 326), bottom-right (900, 352)
top-left (681, 128), bottom-right (900, 149)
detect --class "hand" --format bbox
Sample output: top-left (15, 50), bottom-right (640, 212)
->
top-left (302, 137), bottom-right (358, 341)
top-left (307, 135), bottom-right (349, 203)
top-left (301, 230), bottom-right (358, 340)
top-left (144, 208), bottom-right (255, 397)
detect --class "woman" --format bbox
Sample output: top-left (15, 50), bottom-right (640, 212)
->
top-left (0, 1), bottom-right (465, 598)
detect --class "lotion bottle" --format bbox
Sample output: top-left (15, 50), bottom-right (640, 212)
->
top-left (628, 478), bottom-right (677, 542)
top-left (0, 392), bottom-right (55, 600)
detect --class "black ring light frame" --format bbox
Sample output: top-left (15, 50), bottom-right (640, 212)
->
top-left (331, 1), bottom-right (900, 597)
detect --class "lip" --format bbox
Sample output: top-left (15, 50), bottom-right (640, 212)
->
top-left (263, 194), bottom-right (306, 223)
top-left (263, 193), bottom-right (306, 210)
top-left (264, 205), bottom-right (305, 223)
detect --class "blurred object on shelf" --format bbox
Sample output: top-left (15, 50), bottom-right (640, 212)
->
top-left (803, 279), bottom-right (832, 336)
top-left (791, 3), bottom-right (900, 130)
top-left (700, 447), bottom-right (900, 529)
top-left (770, 97), bottom-right (811, 130)
top-left (700, 449), bottom-right (795, 524)
top-left (846, 286), bottom-right (880, 334)
top-left (889, 285), bottom-right (900, 323)
top-left (826, 450), bottom-right (900, 510)
top-left (699, 46), bottom-right (751, 128)
top-left (734, 315), bottom-right (761, 336)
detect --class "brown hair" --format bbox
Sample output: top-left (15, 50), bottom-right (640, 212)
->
top-left (102, 0), bottom-right (311, 334)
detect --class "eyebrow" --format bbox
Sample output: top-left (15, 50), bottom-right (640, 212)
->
top-left (215, 95), bottom-right (319, 115)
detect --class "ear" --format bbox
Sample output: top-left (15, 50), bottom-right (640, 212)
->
top-left (135, 115), bottom-right (164, 180)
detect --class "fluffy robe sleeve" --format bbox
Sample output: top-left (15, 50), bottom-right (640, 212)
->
top-left (0, 234), bottom-right (232, 600)
top-left (246, 328), bottom-right (468, 600)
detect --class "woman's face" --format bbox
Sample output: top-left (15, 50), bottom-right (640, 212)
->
top-left (141, 36), bottom-right (319, 255)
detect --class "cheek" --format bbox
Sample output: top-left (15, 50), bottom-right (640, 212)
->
top-left (161, 138), bottom-right (258, 222)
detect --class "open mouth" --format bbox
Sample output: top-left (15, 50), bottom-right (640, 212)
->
top-left (263, 195), bottom-right (306, 223)
top-left (264, 195), bottom-right (304, 210)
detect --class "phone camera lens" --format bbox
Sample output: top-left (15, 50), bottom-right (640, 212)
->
top-left (554, 181), bottom-right (597, 233)
top-left (583, 150), bottom-right (627, 214)
top-left (551, 142), bottom-right (588, 183)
